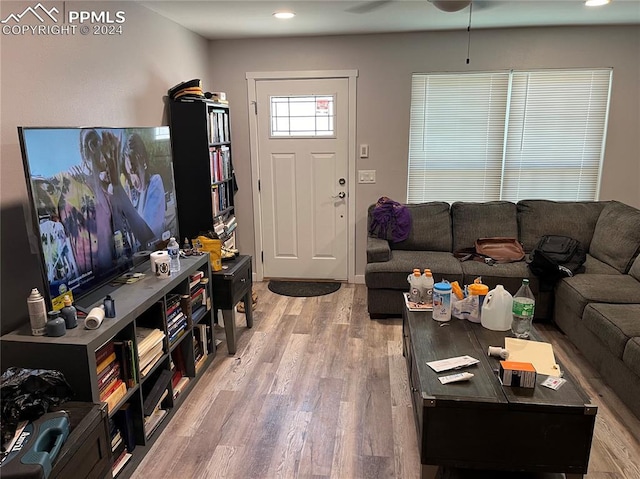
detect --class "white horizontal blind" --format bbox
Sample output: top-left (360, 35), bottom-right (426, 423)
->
top-left (407, 69), bottom-right (611, 203)
top-left (407, 72), bottom-right (509, 203)
top-left (502, 69), bottom-right (612, 201)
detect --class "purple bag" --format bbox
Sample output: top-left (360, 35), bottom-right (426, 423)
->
top-left (369, 197), bottom-right (412, 243)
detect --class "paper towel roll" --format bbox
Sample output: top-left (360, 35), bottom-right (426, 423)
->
top-left (150, 250), bottom-right (169, 271)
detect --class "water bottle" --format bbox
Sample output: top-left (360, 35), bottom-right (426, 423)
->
top-left (167, 236), bottom-right (180, 273)
top-left (407, 269), bottom-right (422, 303)
top-left (512, 279), bottom-right (535, 339)
top-left (422, 269), bottom-right (434, 306)
top-left (27, 288), bottom-right (47, 336)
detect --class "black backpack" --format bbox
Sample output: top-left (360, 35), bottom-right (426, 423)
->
top-left (528, 235), bottom-right (586, 284)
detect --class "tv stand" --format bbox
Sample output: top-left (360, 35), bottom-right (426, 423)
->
top-left (1, 255), bottom-right (215, 479)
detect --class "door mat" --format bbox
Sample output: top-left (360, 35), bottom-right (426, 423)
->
top-left (268, 281), bottom-right (341, 297)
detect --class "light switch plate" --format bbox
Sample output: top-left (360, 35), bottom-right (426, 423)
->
top-left (359, 144), bottom-right (369, 158)
top-left (358, 170), bottom-right (376, 183)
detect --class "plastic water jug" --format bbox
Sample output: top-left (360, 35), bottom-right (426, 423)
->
top-left (481, 285), bottom-right (513, 331)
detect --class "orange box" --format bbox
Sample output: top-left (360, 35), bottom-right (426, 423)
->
top-left (499, 360), bottom-right (537, 388)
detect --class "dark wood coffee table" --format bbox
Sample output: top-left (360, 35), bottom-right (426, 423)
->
top-left (402, 305), bottom-right (597, 479)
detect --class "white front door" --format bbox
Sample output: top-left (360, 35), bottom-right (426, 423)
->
top-left (254, 77), bottom-right (350, 280)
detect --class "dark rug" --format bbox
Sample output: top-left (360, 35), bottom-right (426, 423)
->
top-left (268, 280), bottom-right (341, 297)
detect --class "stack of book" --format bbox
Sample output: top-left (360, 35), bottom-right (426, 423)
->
top-left (111, 404), bottom-right (135, 476)
top-left (96, 342), bottom-right (128, 413)
top-left (113, 339), bottom-right (137, 388)
top-left (189, 272), bottom-right (208, 317)
top-left (193, 323), bottom-right (209, 373)
top-left (142, 369), bottom-right (171, 439)
top-left (166, 294), bottom-right (188, 346)
top-left (135, 327), bottom-right (165, 378)
top-left (109, 419), bottom-right (131, 477)
top-left (170, 348), bottom-right (189, 400)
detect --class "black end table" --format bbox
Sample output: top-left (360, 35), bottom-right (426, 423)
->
top-left (211, 255), bottom-right (253, 354)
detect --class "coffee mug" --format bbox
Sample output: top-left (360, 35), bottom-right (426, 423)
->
top-left (154, 258), bottom-right (171, 278)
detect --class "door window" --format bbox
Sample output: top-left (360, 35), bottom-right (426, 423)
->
top-left (270, 95), bottom-right (335, 138)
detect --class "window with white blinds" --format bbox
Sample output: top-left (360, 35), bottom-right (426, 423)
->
top-left (407, 69), bottom-right (612, 204)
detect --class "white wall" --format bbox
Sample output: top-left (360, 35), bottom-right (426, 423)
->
top-left (207, 26), bottom-right (640, 279)
top-left (0, 1), bottom-right (209, 333)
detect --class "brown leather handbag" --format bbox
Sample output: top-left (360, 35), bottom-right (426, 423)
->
top-left (474, 237), bottom-right (525, 264)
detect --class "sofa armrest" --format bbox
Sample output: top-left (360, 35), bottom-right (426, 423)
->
top-left (367, 236), bottom-right (391, 263)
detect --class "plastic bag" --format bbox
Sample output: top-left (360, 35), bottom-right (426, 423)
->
top-left (0, 367), bottom-right (73, 444)
top-left (195, 235), bottom-right (222, 271)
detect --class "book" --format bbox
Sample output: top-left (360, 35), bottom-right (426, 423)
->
top-left (172, 376), bottom-right (190, 399)
top-left (105, 381), bottom-right (127, 413)
top-left (96, 342), bottom-right (115, 365)
top-left (96, 352), bottom-right (116, 375)
top-left (99, 374), bottom-right (122, 400)
top-left (114, 340), bottom-right (137, 388)
top-left (112, 451), bottom-right (132, 477)
top-left (136, 327), bottom-right (165, 358)
top-left (97, 361), bottom-right (120, 388)
top-left (143, 369), bottom-right (173, 416)
top-left (113, 404), bottom-right (136, 453)
top-left (144, 408), bottom-right (168, 439)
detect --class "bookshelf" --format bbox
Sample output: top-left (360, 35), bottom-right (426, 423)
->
top-left (0, 255), bottom-right (215, 479)
top-left (169, 98), bottom-right (237, 249)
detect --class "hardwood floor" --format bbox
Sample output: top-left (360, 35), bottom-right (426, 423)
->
top-left (131, 283), bottom-right (640, 479)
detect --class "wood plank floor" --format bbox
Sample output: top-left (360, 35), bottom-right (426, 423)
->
top-left (131, 283), bottom-right (640, 479)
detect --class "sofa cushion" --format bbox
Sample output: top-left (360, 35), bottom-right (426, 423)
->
top-left (451, 201), bottom-right (518, 252)
top-left (623, 337), bottom-right (640, 379)
top-left (629, 254), bottom-right (640, 282)
top-left (590, 201), bottom-right (640, 273)
top-left (365, 251), bottom-right (463, 290)
top-left (554, 274), bottom-right (640, 323)
top-left (458, 260), bottom-right (532, 296)
top-left (583, 303), bottom-right (640, 359)
top-left (382, 202), bottom-right (452, 252)
top-left (583, 254), bottom-right (623, 275)
top-left (517, 200), bottom-right (604, 252)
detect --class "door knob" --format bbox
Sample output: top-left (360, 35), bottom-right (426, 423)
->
top-left (332, 192), bottom-right (346, 199)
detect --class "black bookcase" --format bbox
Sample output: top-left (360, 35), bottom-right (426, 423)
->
top-left (169, 99), bottom-right (236, 246)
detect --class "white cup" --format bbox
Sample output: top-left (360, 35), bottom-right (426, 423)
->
top-left (154, 257), bottom-right (171, 279)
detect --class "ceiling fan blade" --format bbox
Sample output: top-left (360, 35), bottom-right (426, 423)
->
top-left (346, 0), bottom-right (394, 14)
top-left (429, 0), bottom-right (472, 13)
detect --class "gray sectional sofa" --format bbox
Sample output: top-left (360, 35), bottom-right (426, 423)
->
top-left (365, 199), bottom-right (640, 419)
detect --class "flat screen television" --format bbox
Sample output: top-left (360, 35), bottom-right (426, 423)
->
top-left (18, 126), bottom-right (179, 311)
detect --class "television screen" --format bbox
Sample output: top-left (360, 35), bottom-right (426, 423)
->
top-left (19, 126), bottom-right (179, 309)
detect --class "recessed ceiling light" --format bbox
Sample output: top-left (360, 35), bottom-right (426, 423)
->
top-left (585, 0), bottom-right (610, 6)
top-left (273, 11), bottom-right (295, 19)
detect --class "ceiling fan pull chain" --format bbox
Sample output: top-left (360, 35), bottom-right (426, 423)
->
top-left (466, 2), bottom-right (473, 64)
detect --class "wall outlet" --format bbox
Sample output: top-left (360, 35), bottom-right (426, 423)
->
top-left (358, 170), bottom-right (376, 183)
top-left (359, 144), bottom-right (369, 158)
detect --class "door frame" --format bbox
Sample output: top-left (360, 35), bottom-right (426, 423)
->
top-left (246, 70), bottom-right (358, 283)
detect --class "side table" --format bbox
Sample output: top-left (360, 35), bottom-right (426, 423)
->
top-left (210, 254), bottom-right (253, 355)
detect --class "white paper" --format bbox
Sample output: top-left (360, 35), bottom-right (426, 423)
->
top-left (427, 355), bottom-right (480, 373)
